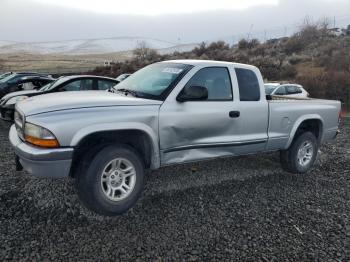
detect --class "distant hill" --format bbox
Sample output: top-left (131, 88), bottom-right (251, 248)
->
top-left (0, 37), bottom-right (197, 55)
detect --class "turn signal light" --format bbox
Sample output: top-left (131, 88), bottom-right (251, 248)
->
top-left (25, 135), bottom-right (60, 148)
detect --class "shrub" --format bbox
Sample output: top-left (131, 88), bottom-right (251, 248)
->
top-left (297, 70), bottom-right (350, 110)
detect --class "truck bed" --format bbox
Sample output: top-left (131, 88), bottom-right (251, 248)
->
top-left (266, 95), bottom-right (341, 151)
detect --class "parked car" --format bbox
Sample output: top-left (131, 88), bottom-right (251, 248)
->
top-left (116, 73), bottom-right (131, 82)
top-left (0, 75), bottom-right (118, 121)
top-left (0, 73), bottom-right (54, 98)
top-left (0, 72), bottom-right (44, 81)
top-left (0, 72), bottom-right (14, 81)
top-left (10, 60), bottom-right (341, 216)
top-left (264, 83), bottom-right (309, 97)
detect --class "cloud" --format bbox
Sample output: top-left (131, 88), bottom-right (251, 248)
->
top-left (32, 0), bottom-right (279, 15)
top-left (0, 0), bottom-right (349, 43)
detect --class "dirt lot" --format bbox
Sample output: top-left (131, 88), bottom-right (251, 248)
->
top-left (0, 119), bottom-right (349, 261)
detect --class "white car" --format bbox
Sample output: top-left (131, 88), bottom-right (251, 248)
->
top-left (264, 83), bottom-right (309, 98)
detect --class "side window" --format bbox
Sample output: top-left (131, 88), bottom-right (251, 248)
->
top-left (235, 68), bottom-right (260, 101)
top-left (286, 85), bottom-right (301, 94)
top-left (22, 81), bottom-right (36, 90)
top-left (98, 80), bottom-right (116, 90)
top-left (61, 79), bottom-right (93, 91)
top-left (286, 85), bottom-right (295, 94)
top-left (275, 86), bottom-right (286, 95)
top-left (80, 79), bottom-right (94, 90)
top-left (184, 67), bottom-right (232, 100)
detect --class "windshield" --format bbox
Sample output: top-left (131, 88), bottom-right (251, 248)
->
top-left (264, 84), bottom-right (279, 95)
top-left (0, 74), bottom-right (18, 83)
top-left (0, 73), bottom-right (12, 81)
top-left (114, 63), bottom-right (192, 100)
top-left (39, 77), bottom-right (65, 91)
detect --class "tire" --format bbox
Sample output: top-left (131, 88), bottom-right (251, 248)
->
top-left (280, 131), bottom-right (318, 174)
top-left (75, 144), bottom-right (145, 216)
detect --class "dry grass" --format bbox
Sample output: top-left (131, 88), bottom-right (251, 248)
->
top-left (0, 51), bottom-right (131, 74)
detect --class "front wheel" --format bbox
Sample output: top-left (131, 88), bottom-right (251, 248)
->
top-left (76, 144), bottom-right (145, 216)
top-left (280, 131), bottom-right (318, 174)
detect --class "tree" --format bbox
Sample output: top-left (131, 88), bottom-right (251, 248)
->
top-left (133, 41), bottom-right (159, 62)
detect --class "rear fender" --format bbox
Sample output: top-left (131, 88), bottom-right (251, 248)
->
top-left (285, 114), bottom-right (324, 149)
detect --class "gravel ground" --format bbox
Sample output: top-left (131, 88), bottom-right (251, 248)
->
top-left (0, 119), bottom-right (349, 261)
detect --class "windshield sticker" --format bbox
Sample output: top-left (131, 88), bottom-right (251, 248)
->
top-left (162, 68), bottom-right (183, 74)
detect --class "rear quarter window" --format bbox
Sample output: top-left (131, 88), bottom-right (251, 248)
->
top-left (235, 68), bottom-right (260, 101)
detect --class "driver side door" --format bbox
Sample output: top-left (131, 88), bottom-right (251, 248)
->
top-left (159, 66), bottom-right (241, 165)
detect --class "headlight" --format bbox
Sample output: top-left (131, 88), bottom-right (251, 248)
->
top-left (6, 96), bottom-right (28, 105)
top-left (24, 123), bottom-right (59, 148)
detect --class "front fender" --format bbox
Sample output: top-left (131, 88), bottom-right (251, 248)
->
top-left (70, 122), bottom-right (160, 169)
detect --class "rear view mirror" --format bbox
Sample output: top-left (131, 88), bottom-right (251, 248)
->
top-left (177, 85), bottom-right (208, 102)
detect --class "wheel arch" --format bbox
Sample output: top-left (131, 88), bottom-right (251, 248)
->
top-left (69, 124), bottom-right (160, 177)
top-left (286, 115), bottom-right (324, 149)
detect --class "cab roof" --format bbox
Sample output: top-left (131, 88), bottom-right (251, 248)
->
top-left (162, 59), bottom-right (259, 71)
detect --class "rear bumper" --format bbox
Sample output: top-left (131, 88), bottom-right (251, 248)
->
top-left (9, 125), bottom-right (74, 178)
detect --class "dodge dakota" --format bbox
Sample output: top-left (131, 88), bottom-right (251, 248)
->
top-left (9, 60), bottom-right (341, 216)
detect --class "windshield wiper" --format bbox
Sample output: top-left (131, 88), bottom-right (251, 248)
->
top-left (107, 87), bottom-right (116, 93)
top-left (114, 88), bottom-right (141, 97)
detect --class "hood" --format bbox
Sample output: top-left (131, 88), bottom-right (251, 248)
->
top-left (16, 91), bottom-right (162, 116)
top-left (1, 89), bottom-right (39, 102)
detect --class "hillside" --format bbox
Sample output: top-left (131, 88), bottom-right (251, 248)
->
top-left (0, 37), bottom-right (197, 55)
top-left (90, 24), bottom-right (350, 110)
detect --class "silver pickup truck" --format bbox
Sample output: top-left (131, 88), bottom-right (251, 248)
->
top-left (9, 60), bottom-right (341, 216)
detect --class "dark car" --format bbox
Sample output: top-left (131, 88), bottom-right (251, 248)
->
top-left (0, 75), bottom-right (119, 121)
top-left (0, 72), bottom-right (14, 81)
top-left (0, 73), bottom-right (54, 98)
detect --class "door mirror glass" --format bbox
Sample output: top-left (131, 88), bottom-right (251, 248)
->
top-left (177, 85), bottom-right (208, 102)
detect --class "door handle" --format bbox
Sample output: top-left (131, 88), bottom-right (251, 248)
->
top-left (229, 111), bottom-right (240, 118)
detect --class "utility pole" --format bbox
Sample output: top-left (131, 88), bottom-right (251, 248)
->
top-left (247, 24), bottom-right (254, 40)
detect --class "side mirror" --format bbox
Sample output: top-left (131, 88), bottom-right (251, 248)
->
top-left (177, 85), bottom-right (208, 102)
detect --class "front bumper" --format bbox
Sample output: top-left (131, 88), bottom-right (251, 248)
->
top-left (9, 125), bottom-right (74, 178)
top-left (0, 104), bottom-right (15, 122)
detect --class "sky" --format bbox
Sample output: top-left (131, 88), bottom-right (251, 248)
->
top-left (0, 0), bottom-right (349, 43)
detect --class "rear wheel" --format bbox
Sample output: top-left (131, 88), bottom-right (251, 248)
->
top-left (280, 131), bottom-right (318, 174)
top-left (76, 144), bottom-right (145, 216)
